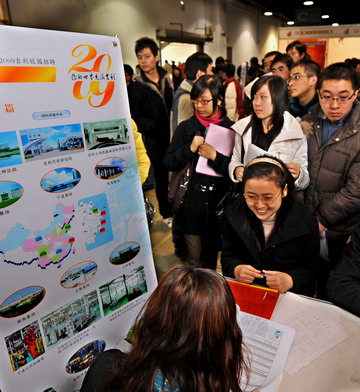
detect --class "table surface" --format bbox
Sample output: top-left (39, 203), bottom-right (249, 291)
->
top-left (271, 295), bottom-right (360, 392)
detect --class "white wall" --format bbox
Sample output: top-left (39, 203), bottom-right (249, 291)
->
top-left (8, 0), bottom-right (280, 69)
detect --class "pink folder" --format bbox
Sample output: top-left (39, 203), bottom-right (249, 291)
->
top-left (195, 123), bottom-right (235, 177)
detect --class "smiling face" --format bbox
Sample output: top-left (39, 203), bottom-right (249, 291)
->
top-left (252, 83), bottom-right (274, 124)
top-left (318, 79), bottom-right (358, 122)
top-left (244, 177), bottom-right (287, 221)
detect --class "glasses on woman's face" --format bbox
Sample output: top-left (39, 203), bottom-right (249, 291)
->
top-left (191, 98), bottom-right (213, 106)
top-left (317, 90), bottom-right (357, 104)
top-left (243, 191), bottom-right (282, 204)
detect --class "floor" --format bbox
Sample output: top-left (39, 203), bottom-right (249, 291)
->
top-left (145, 188), bottom-right (182, 280)
top-left (145, 188), bottom-right (222, 281)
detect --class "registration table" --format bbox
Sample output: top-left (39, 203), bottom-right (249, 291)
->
top-left (271, 293), bottom-right (360, 392)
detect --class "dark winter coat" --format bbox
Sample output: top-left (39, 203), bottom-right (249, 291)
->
top-left (302, 100), bottom-right (360, 237)
top-left (221, 202), bottom-right (320, 296)
top-left (127, 66), bottom-right (173, 156)
top-left (164, 114), bottom-right (233, 234)
top-left (327, 222), bottom-right (360, 317)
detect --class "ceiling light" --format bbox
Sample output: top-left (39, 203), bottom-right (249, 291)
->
top-left (332, 22), bottom-right (339, 26)
top-left (303, 1), bottom-right (314, 5)
top-left (264, 11), bottom-right (273, 16)
top-left (321, 14), bottom-right (330, 19)
top-left (287, 21), bottom-right (295, 25)
top-left (180, 0), bottom-right (184, 4)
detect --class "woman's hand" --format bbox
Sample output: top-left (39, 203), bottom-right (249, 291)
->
top-left (234, 166), bottom-right (244, 181)
top-left (198, 142), bottom-right (217, 161)
top-left (190, 135), bottom-right (205, 153)
top-left (234, 265), bottom-right (263, 284)
top-left (286, 162), bottom-right (301, 179)
top-left (262, 270), bottom-right (294, 293)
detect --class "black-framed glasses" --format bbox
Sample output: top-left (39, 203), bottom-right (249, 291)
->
top-left (287, 74), bottom-right (308, 84)
top-left (191, 98), bottom-right (213, 106)
top-left (317, 90), bottom-right (358, 104)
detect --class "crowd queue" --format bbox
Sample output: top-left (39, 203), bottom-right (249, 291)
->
top-left (79, 37), bottom-right (360, 392)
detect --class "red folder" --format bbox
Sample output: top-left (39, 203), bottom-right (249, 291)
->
top-left (227, 279), bottom-right (280, 319)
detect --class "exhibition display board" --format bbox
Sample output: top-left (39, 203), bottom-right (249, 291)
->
top-left (0, 25), bottom-right (157, 392)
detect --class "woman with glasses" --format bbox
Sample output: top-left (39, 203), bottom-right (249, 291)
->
top-left (228, 75), bottom-right (309, 192)
top-left (164, 75), bottom-right (233, 269)
top-left (221, 156), bottom-right (320, 295)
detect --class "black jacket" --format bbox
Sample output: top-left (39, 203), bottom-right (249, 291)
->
top-left (127, 66), bottom-right (173, 154)
top-left (164, 114), bottom-right (233, 233)
top-left (327, 222), bottom-right (360, 317)
top-left (221, 202), bottom-right (320, 296)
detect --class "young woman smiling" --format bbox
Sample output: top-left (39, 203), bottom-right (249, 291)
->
top-left (221, 156), bottom-right (320, 295)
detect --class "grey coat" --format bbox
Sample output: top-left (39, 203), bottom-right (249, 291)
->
top-left (302, 100), bottom-right (360, 236)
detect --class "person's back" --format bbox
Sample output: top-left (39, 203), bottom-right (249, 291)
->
top-left (220, 63), bottom-right (245, 121)
top-left (80, 264), bottom-right (249, 392)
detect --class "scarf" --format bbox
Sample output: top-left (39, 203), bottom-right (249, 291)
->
top-left (195, 109), bottom-right (222, 128)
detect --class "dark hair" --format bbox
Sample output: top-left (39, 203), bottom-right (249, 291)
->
top-left (286, 40), bottom-right (307, 56)
top-left (135, 37), bottom-right (158, 56)
top-left (115, 264), bottom-right (248, 392)
top-left (185, 52), bottom-right (213, 80)
top-left (215, 56), bottom-right (226, 66)
top-left (271, 53), bottom-right (293, 71)
top-left (290, 59), bottom-right (321, 77)
top-left (264, 50), bottom-right (281, 60)
top-left (249, 75), bottom-right (288, 150)
top-left (236, 155), bottom-right (295, 249)
top-left (222, 63), bottom-right (236, 78)
top-left (191, 75), bottom-right (226, 115)
top-left (123, 64), bottom-right (134, 77)
top-left (316, 62), bottom-right (360, 91)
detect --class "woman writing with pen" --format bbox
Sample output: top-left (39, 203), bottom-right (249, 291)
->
top-left (221, 156), bottom-right (320, 296)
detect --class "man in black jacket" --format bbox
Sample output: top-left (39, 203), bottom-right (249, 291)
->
top-left (327, 223), bottom-right (360, 317)
top-left (127, 37), bottom-right (173, 223)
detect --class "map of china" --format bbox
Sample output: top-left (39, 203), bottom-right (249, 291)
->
top-left (0, 203), bottom-right (75, 269)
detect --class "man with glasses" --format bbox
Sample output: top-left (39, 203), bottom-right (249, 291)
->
top-left (301, 62), bottom-right (360, 299)
top-left (288, 60), bottom-right (321, 120)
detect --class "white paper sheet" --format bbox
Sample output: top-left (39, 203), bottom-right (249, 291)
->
top-left (271, 292), bottom-right (349, 375)
top-left (237, 310), bottom-right (295, 392)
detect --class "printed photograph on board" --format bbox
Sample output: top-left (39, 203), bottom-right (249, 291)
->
top-left (60, 261), bottom-right (98, 289)
top-left (20, 123), bottom-right (84, 161)
top-left (0, 286), bottom-right (46, 319)
top-left (0, 181), bottom-right (23, 209)
top-left (83, 119), bottom-right (129, 150)
top-left (65, 339), bottom-right (106, 374)
top-left (40, 290), bottom-right (101, 349)
top-left (5, 320), bottom-right (45, 372)
top-left (99, 266), bottom-right (147, 316)
top-left (94, 157), bottom-right (127, 180)
top-left (109, 242), bottom-right (140, 265)
top-left (40, 167), bottom-right (81, 193)
top-left (0, 131), bottom-right (22, 168)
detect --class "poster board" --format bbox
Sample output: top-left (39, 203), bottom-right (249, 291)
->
top-left (0, 25), bottom-right (157, 391)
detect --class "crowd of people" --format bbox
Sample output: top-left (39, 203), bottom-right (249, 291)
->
top-left (124, 37), bottom-right (360, 307)
top-left (79, 36), bottom-right (360, 392)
